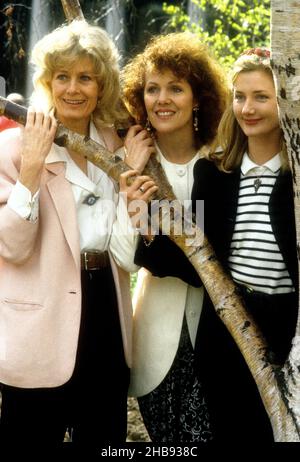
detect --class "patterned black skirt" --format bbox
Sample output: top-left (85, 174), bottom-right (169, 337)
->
top-left (138, 315), bottom-right (212, 443)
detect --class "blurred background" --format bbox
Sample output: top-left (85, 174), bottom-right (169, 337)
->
top-left (0, 0), bottom-right (270, 100)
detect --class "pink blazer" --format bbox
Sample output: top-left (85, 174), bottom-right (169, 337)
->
top-left (0, 127), bottom-right (132, 388)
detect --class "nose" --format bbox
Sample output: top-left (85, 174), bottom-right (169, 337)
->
top-left (66, 78), bottom-right (79, 94)
top-left (242, 98), bottom-right (255, 115)
top-left (157, 89), bottom-right (171, 104)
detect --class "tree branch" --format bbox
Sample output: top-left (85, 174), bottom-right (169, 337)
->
top-left (61, 0), bottom-right (84, 21)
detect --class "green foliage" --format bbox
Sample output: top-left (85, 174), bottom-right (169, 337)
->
top-left (163, 0), bottom-right (270, 69)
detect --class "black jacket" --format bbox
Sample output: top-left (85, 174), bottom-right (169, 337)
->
top-left (135, 157), bottom-right (298, 441)
top-left (192, 158), bottom-right (298, 442)
top-left (193, 158), bottom-right (298, 289)
top-left (135, 158), bottom-right (298, 293)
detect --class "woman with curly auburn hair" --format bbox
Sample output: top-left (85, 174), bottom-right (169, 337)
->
top-left (120, 32), bottom-right (228, 442)
top-left (122, 32), bottom-right (228, 152)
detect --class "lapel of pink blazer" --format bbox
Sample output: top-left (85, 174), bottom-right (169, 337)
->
top-left (44, 162), bottom-right (80, 270)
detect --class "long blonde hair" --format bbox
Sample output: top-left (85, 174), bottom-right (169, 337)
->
top-left (210, 49), bottom-right (288, 172)
top-left (30, 20), bottom-right (127, 128)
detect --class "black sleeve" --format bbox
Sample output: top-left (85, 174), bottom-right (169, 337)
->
top-left (134, 234), bottom-right (202, 288)
top-left (192, 157), bottom-right (217, 203)
top-left (133, 158), bottom-right (219, 288)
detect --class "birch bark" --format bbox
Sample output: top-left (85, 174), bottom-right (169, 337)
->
top-left (270, 0), bottom-right (300, 440)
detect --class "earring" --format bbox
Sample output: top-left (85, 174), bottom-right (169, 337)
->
top-left (145, 118), bottom-right (152, 133)
top-left (193, 106), bottom-right (199, 132)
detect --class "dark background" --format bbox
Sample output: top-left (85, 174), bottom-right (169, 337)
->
top-left (0, 0), bottom-right (186, 99)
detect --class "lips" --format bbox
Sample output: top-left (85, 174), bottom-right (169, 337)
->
top-left (155, 111), bottom-right (175, 117)
top-left (63, 99), bottom-right (86, 105)
top-left (243, 119), bottom-right (261, 125)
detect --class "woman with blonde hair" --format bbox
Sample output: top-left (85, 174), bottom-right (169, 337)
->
top-left (0, 19), bottom-right (149, 446)
top-left (191, 48), bottom-right (298, 441)
top-left (120, 32), bottom-right (228, 442)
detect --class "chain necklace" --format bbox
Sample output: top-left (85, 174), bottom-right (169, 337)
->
top-left (253, 167), bottom-right (267, 193)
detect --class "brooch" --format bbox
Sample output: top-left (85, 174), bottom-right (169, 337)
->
top-left (254, 178), bottom-right (262, 193)
top-left (83, 193), bottom-right (100, 206)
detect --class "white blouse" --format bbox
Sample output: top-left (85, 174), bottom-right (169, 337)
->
top-left (156, 144), bottom-right (199, 203)
top-left (7, 122), bottom-right (138, 272)
top-left (154, 143), bottom-right (203, 347)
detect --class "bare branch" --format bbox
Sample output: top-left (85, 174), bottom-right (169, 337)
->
top-left (60, 0), bottom-right (84, 22)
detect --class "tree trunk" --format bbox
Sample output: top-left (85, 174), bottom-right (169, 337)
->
top-left (1, 95), bottom-right (299, 440)
top-left (270, 0), bottom-right (300, 440)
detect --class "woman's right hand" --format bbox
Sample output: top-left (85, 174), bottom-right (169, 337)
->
top-left (119, 170), bottom-right (158, 208)
top-left (124, 124), bottom-right (156, 174)
top-left (19, 108), bottom-right (57, 194)
top-left (119, 169), bottom-right (158, 234)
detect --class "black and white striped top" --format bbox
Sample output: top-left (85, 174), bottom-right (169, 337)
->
top-left (228, 152), bottom-right (294, 295)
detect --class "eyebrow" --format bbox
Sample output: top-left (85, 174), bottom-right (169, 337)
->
top-left (146, 79), bottom-right (182, 85)
top-left (234, 89), bottom-right (268, 94)
top-left (55, 69), bottom-right (94, 74)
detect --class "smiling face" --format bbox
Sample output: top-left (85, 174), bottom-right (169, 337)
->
top-left (143, 68), bottom-right (195, 138)
top-left (51, 56), bottom-right (99, 135)
top-left (233, 70), bottom-right (280, 143)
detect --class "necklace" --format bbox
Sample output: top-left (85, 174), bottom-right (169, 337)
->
top-left (253, 166), bottom-right (267, 193)
top-left (254, 177), bottom-right (262, 193)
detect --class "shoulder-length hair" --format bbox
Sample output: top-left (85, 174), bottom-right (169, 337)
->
top-left (121, 32), bottom-right (229, 148)
top-left (30, 20), bottom-right (126, 128)
top-left (210, 51), bottom-right (289, 172)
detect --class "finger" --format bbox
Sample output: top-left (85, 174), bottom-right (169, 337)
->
top-left (42, 113), bottom-right (51, 128)
top-left (119, 170), bottom-right (139, 188)
top-left (34, 111), bottom-right (46, 125)
top-left (131, 177), bottom-right (152, 192)
top-left (120, 169), bottom-right (139, 180)
top-left (134, 128), bottom-right (155, 144)
top-left (125, 124), bottom-right (143, 141)
top-left (26, 107), bottom-right (36, 126)
top-left (138, 180), bottom-right (157, 193)
top-left (135, 129), bottom-right (151, 141)
top-left (44, 113), bottom-right (56, 128)
top-left (134, 175), bottom-right (154, 184)
top-left (48, 116), bottom-right (58, 139)
top-left (144, 185), bottom-right (159, 200)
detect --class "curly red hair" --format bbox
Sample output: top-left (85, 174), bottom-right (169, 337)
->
top-left (121, 32), bottom-right (229, 147)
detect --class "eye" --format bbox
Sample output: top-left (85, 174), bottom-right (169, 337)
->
top-left (256, 94), bottom-right (268, 101)
top-left (80, 74), bottom-right (93, 82)
top-left (171, 85), bottom-right (183, 93)
top-left (234, 94), bottom-right (245, 102)
top-left (55, 73), bottom-right (68, 81)
top-left (145, 86), bottom-right (158, 94)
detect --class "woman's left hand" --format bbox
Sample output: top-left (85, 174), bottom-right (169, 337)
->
top-left (124, 125), bottom-right (156, 173)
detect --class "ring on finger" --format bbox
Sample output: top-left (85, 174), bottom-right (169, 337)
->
top-left (139, 186), bottom-right (145, 193)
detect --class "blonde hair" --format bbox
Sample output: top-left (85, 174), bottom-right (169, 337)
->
top-left (121, 32), bottom-right (229, 148)
top-left (30, 20), bottom-right (126, 127)
top-left (210, 51), bottom-right (289, 171)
